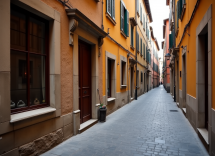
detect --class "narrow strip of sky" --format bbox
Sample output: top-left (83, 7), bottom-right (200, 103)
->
top-left (149, 0), bottom-right (169, 59)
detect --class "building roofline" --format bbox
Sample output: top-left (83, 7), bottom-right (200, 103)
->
top-left (144, 0), bottom-right (153, 23)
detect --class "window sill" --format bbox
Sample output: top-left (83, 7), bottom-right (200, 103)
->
top-left (120, 30), bottom-right (127, 39)
top-left (106, 12), bottom-right (116, 26)
top-left (137, 50), bottom-right (140, 54)
top-left (10, 107), bottom-right (56, 123)
top-left (197, 128), bottom-right (209, 145)
top-left (121, 85), bottom-right (127, 87)
top-left (137, 12), bottom-right (140, 17)
top-left (107, 97), bottom-right (116, 102)
top-left (140, 21), bottom-right (143, 25)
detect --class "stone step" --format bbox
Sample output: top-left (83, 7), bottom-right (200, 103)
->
top-left (79, 119), bottom-right (98, 133)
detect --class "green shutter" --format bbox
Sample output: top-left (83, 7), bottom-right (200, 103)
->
top-left (143, 15), bottom-right (145, 29)
top-left (112, 0), bottom-right (115, 19)
top-left (124, 9), bottom-right (127, 34)
top-left (120, 1), bottom-right (124, 31)
top-left (143, 43), bottom-right (145, 58)
top-left (169, 33), bottom-right (173, 48)
top-left (126, 10), bottom-right (129, 36)
top-left (107, 0), bottom-right (111, 16)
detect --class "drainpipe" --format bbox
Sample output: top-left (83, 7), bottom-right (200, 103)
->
top-left (101, 0), bottom-right (104, 30)
top-left (135, 0), bottom-right (138, 100)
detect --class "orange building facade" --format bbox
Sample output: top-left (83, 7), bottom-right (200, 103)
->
top-left (162, 19), bottom-right (171, 93)
top-left (0, 0), bottom-right (159, 155)
top-left (167, 0), bottom-right (215, 154)
top-left (0, 0), bottom-right (106, 155)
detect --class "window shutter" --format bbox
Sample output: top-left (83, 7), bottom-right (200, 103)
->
top-left (107, 0), bottom-right (111, 16)
top-left (140, 6), bottom-right (142, 22)
top-left (138, 33), bottom-right (139, 51)
top-left (137, 0), bottom-right (139, 14)
top-left (136, 32), bottom-right (138, 51)
top-left (143, 15), bottom-right (145, 29)
top-left (143, 43), bottom-right (145, 58)
top-left (112, 0), bottom-right (115, 19)
top-left (126, 10), bottom-right (129, 37)
top-left (141, 38), bottom-right (142, 54)
top-left (120, 1), bottom-right (124, 31)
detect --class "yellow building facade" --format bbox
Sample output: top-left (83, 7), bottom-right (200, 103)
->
top-left (102, 0), bottom-right (155, 114)
top-left (168, 0), bottom-right (215, 154)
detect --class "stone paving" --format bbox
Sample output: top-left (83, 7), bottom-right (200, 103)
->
top-left (42, 85), bottom-right (209, 156)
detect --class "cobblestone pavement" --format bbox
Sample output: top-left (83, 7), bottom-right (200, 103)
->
top-left (42, 85), bottom-right (208, 156)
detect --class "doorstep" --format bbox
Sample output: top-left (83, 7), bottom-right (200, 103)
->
top-left (197, 128), bottom-right (209, 151)
top-left (79, 119), bottom-right (98, 133)
top-left (176, 102), bottom-right (179, 107)
top-left (182, 108), bottom-right (186, 114)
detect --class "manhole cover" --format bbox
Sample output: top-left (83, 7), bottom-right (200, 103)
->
top-left (170, 110), bottom-right (178, 112)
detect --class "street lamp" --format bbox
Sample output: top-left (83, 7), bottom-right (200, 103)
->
top-left (165, 53), bottom-right (171, 60)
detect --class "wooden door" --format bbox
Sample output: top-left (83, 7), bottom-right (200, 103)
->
top-left (79, 40), bottom-right (91, 124)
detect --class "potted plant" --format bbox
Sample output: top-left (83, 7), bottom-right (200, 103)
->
top-left (98, 103), bottom-right (106, 122)
top-left (97, 89), bottom-right (107, 122)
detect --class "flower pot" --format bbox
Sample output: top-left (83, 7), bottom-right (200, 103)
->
top-left (98, 107), bottom-right (106, 122)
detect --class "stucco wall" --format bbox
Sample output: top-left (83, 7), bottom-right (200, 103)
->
top-left (41, 0), bottom-right (72, 115)
top-left (41, 0), bottom-right (104, 113)
top-left (175, 0), bottom-right (215, 109)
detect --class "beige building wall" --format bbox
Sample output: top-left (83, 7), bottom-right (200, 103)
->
top-left (0, 0), bottom-right (104, 155)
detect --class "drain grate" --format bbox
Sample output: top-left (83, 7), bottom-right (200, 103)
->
top-left (170, 110), bottom-right (178, 112)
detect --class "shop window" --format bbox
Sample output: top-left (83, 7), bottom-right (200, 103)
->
top-left (10, 5), bottom-right (49, 113)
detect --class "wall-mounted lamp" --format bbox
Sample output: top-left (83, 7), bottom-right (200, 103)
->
top-left (165, 53), bottom-right (171, 60)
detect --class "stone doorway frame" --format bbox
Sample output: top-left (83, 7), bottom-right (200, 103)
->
top-left (196, 5), bottom-right (212, 149)
top-left (182, 48), bottom-right (187, 110)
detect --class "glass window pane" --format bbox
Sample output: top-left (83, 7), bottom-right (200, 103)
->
top-left (29, 18), bottom-right (45, 54)
top-left (11, 12), bottom-right (26, 51)
top-left (11, 50), bottom-right (28, 109)
top-left (30, 54), bottom-right (46, 105)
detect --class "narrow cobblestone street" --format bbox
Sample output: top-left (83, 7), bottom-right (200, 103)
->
top-left (42, 86), bottom-right (208, 156)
